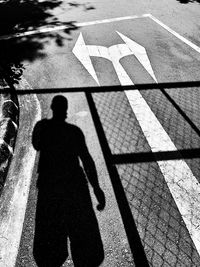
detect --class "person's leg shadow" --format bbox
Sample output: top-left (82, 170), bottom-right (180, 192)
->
top-left (33, 171), bottom-right (104, 267)
top-left (32, 96), bottom-right (105, 266)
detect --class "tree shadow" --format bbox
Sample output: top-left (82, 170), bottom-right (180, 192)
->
top-left (176, 0), bottom-right (200, 4)
top-left (0, 0), bottom-right (95, 83)
top-left (32, 95), bottom-right (105, 267)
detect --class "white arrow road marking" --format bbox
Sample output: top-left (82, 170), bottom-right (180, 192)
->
top-left (72, 33), bottom-right (100, 85)
top-left (73, 32), bottom-right (200, 255)
top-left (116, 31), bottom-right (157, 82)
top-left (73, 31), bottom-right (157, 85)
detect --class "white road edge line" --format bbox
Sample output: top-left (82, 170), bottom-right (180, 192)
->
top-left (0, 78), bottom-right (41, 267)
top-left (0, 14), bottom-right (150, 41)
top-left (147, 14), bottom-right (200, 54)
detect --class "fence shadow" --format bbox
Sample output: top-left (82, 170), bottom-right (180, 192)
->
top-left (2, 81), bottom-right (200, 266)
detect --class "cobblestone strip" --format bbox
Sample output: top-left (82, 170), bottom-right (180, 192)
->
top-left (0, 79), bottom-right (19, 193)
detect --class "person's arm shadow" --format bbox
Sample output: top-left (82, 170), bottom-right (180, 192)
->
top-left (78, 131), bottom-right (106, 211)
top-left (32, 119), bottom-right (47, 151)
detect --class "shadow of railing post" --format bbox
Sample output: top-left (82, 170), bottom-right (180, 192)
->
top-left (85, 91), bottom-right (150, 267)
top-left (1, 80), bottom-right (200, 266)
top-left (160, 87), bottom-right (200, 136)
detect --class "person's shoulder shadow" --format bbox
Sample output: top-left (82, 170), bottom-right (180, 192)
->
top-left (32, 95), bottom-right (106, 267)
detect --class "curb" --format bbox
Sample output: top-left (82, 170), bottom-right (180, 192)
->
top-left (0, 78), bottom-right (19, 194)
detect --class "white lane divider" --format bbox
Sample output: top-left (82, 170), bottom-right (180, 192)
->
top-left (122, 55), bottom-right (200, 254)
top-left (125, 15), bottom-right (200, 252)
top-left (125, 88), bottom-right (200, 252)
top-left (73, 28), bottom-right (200, 255)
top-left (123, 59), bottom-right (200, 255)
top-left (0, 78), bottom-right (41, 267)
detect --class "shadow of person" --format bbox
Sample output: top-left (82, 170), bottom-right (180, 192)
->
top-left (32, 95), bottom-right (105, 267)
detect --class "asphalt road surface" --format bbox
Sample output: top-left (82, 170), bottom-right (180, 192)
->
top-left (1, 0), bottom-right (200, 266)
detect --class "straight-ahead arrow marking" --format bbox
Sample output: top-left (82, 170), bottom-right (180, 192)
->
top-left (72, 33), bottom-right (100, 85)
top-left (72, 31), bottom-right (157, 85)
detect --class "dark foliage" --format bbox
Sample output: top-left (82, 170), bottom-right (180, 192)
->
top-left (0, 0), bottom-right (94, 83)
top-left (176, 0), bottom-right (200, 4)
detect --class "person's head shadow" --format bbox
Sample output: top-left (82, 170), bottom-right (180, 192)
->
top-left (32, 95), bottom-right (105, 267)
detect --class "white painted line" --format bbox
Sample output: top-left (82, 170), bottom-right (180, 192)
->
top-left (73, 33), bottom-right (100, 85)
top-left (147, 14), bottom-right (200, 54)
top-left (73, 31), bottom-right (156, 86)
top-left (0, 14), bottom-right (150, 41)
top-left (119, 24), bottom-right (200, 252)
top-left (1, 13), bottom-right (199, 58)
top-left (119, 25), bottom-right (200, 251)
top-left (125, 89), bottom-right (200, 253)
top-left (0, 13), bottom-right (199, 265)
top-left (73, 28), bottom-right (200, 255)
top-left (0, 78), bottom-right (41, 267)
top-left (78, 13), bottom-right (149, 26)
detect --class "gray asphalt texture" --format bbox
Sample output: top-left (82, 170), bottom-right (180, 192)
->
top-left (1, 0), bottom-right (200, 266)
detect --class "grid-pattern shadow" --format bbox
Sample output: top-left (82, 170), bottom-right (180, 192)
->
top-left (92, 88), bottom-right (200, 266)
